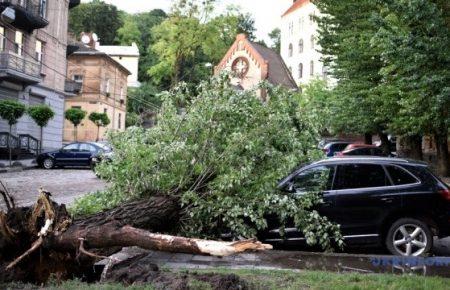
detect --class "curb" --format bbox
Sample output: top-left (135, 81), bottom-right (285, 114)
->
top-left (0, 165), bottom-right (38, 173)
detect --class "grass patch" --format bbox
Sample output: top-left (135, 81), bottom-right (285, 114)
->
top-left (2, 269), bottom-right (449, 290)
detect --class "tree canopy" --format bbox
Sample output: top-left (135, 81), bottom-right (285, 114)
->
top-left (69, 0), bottom-right (123, 45)
top-left (27, 105), bottom-right (55, 128)
top-left (0, 100), bottom-right (26, 126)
top-left (73, 76), bottom-right (342, 250)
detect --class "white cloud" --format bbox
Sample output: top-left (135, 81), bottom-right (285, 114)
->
top-left (81, 0), bottom-right (293, 44)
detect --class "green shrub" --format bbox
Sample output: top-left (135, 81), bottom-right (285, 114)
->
top-left (75, 75), bottom-right (342, 250)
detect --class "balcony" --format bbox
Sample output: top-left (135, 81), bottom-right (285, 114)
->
top-left (0, 0), bottom-right (49, 32)
top-left (64, 80), bottom-right (82, 94)
top-left (0, 51), bottom-right (42, 84)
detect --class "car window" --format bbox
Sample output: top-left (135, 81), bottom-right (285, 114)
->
top-left (334, 164), bottom-right (390, 190)
top-left (386, 165), bottom-right (418, 185)
top-left (79, 143), bottom-right (97, 153)
top-left (63, 143), bottom-right (79, 151)
top-left (372, 148), bottom-right (386, 156)
top-left (291, 165), bottom-right (335, 193)
top-left (347, 148), bottom-right (370, 155)
top-left (334, 143), bottom-right (349, 151)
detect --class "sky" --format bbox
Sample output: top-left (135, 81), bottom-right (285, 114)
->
top-left (81, 0), bottom-right (294, 44)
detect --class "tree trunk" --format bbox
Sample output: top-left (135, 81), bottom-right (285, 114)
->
top-left (435, 131), bottom-right (450, 177)
top-left (74, 125), bottom-right (77, 141)
top-left (96, 125), bottom-right (100, 142)
top-left (0, 194), bottom-right (271, 284)
top-left (396, 135), bottom-right (423, 160)
top-left (39, 126), bottom-right (43, 154)
top-left (378, 132), bottom-right (390, 155)
top-left (364, 133), bottom-right (372, 145)
top-left (8, 124), bottom-right (12, 167)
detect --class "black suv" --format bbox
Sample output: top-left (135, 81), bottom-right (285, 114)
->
top-left (262, 157), bottom-right (450, 256)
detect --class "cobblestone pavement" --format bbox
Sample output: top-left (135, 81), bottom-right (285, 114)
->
top-left (0, 169), bottom-right (107, 208)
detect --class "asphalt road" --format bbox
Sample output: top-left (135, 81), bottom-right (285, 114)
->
top-left (0, 168), bottom-right (107, 209)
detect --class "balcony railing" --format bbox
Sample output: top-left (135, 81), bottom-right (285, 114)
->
top-left (0, 51), bottom-right (42, 84)
top-left (64, 80), bottom-right (82, 94)
top-left (0, 0), bottom-right (49, 32)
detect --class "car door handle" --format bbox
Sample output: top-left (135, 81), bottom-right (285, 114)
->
top-left (381, 197), bottom-right (394, 203)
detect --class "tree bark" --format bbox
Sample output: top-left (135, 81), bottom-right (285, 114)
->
top-left (364, 133), bottom-right (372, 145)
top-left (396, 135), bottom-right (423, 160)
top-left (0, 194), bottom-right (271, 284)
top-left (435, 131), bottom-right (450, 177)
top-left (378, 132), bottom-right (390, 155)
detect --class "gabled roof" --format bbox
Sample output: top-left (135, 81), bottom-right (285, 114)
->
top-left (215, 34), bottom-right (297, 90)
top-left (250, 42), bottom-right (298, 90)
top-left (68, 42), bottom-right (131, 75)
top-left (282, 0), bottom-right (310, 17)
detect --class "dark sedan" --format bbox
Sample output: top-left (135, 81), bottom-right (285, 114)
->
top-left (36, 142), bottom-right (112, 169)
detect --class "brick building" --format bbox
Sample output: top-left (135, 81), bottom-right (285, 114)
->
top-left (64, 41), bottom-right (130, 142)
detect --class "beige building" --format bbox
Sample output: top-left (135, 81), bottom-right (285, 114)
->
top-left (0, 0), bottom-right (79, 155)
top-left (215, 34), bottom-right (297, 99)
top-left (64, 44), bottom-right (130, 142)
top-left (96, 42), bottom-right (140, 88)
top-left (281, 0), bottom-right (332, 86)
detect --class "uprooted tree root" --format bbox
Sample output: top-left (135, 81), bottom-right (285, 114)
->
top-left (0, 190), bottom-right (272, 285)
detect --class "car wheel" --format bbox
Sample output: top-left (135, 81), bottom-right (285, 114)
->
top-left (386, 218), bottom-right (433, 256)
top-left (42, 158), bottom-right (54, 169)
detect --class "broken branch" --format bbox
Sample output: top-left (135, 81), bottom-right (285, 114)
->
top-left (6, 236), bottom-right (43, 270)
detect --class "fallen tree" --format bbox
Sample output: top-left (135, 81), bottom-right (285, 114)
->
top-left (0, 190), bottom-right (271, 284)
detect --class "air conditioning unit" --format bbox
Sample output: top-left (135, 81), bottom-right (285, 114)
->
top-left (1, 7), bottom-right (15, 23)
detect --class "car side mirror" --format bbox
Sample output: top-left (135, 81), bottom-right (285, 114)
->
top-left (285, 182), bottom-right (295, 193)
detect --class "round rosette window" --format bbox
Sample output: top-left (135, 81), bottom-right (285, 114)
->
top-left (231, 57), bottom-right (250, 79)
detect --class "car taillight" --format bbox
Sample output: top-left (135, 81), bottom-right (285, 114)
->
top-left (439, 187), bottom-right (450, 201)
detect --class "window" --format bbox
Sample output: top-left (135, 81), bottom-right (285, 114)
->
top-left (73, 74), bottom-right (83, 83)
top-left (105, 78), bottom-right (110, 94)
top-left (310, 60), bottom-right (314, 76)
top-left (334, 164), bottom-right (390, 190)
top-left (298, 63), bottom-right (303, 79)
top-left (291, 166), bottom-right (335, 194)
top-left (71, 106), bottom-right (81, 109)
top-left (386, 166), bottom-right (418, 185)
top-left (289, 21), bottom-right (294, 35)
top-left (309, 12), bottom-right (315, 25)
top-left (0, 26), bottom-right (4, 51)
top-left (310, 35), bottom-right (315, 49)
top-left (79, 143), bottom-right (97, 153)
top-left (35, 40), bottom-right (43, 63)
top-left (63, 143), bottom-right (79, 152)
top-left (298, 39), bottom-right (304, 54)
top-left (299, 16), bottom-right (305, 31)
top-left (39, 0), bottom-right (47, 18)
top-left (14, 31), bottom-right (23, 56)
top-left (288, 43), bottom-right (293, 57)
top-left (118, 113), bottom-right (122, 129)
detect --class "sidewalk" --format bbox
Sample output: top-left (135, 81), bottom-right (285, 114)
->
top-left (0, 158), bottom-right (37, 173)
top-left (96, 247), bottom-right (450, 280)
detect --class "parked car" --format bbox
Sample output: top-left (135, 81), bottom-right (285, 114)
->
top-left (36, 142), bottom-right (112, 169)
top-left (259, 157), bottom-right (450, 256)
top-left (317, 138), bottom-right (345, 150)
top-left (336, 144), bottom-right (391, 157)
top-left (322, 141), bottom-right (351, 157)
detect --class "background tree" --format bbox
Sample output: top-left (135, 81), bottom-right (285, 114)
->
top-left (372, 0), bottom-right (450, 176)
top-left (65, 108), bottom-right (86, 142)
top-left (27, 105), bottom-right (55, 154)
top-left (0, 100), bottom-right (26, 165)
top-left (69, 0), bottom-right (123, 44)
top-left (268, 28), bottom-right (281, 53)
top-left (88, 112), bottom-right (111, 141)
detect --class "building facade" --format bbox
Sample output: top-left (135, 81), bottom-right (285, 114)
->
top-left (96, 42), bottom-right (140, 88)
top-left (64, 44), bottom-right (130, 142)
top-left (281, 0), bottom-right (329, 86)
top-left (0, 0), bottom-right (79, 155)
top-left (215, 34), bottom-right (297, 99)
